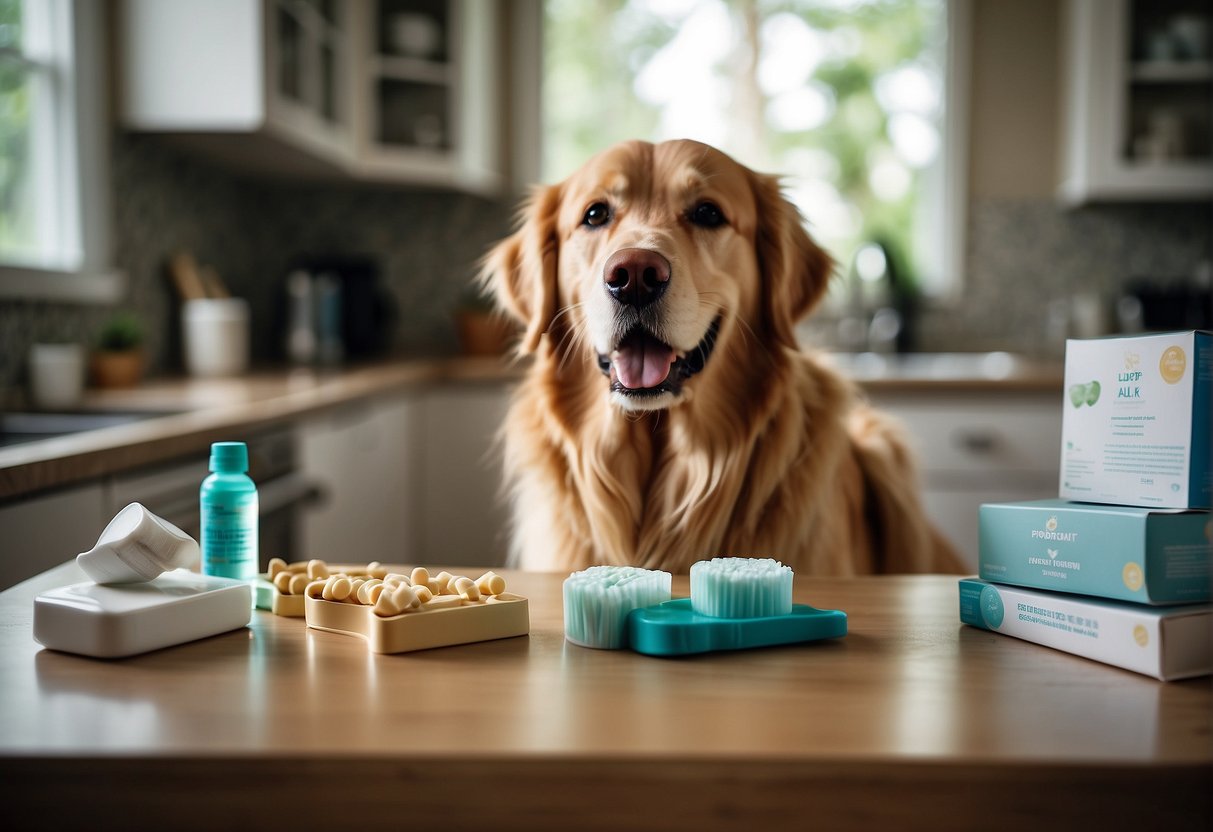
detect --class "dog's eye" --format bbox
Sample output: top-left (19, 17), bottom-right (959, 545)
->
top-left (689, 201), bottom-right (726, 228)
top-left (582, 202), bottom-right (611, 228)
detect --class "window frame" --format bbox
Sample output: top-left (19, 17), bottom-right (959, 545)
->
top-left (0, 0), bottom-right (124, 303)
top-left (539, 0), bottom-right (973, 302)
top-left (935, 0), bottom-right (971, 303)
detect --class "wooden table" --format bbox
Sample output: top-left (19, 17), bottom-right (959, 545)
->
top-left (1, 565), bottom-right (1208, 830)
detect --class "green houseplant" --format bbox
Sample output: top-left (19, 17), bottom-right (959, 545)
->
top-left (90, 312), bottom-right (146, 388)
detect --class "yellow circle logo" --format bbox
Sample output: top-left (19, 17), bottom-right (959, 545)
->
top-left (1133, 624), bottom-right (1148, 647)
top-left (1159, 346), bottom-right (1186, 384)
top-left (1123, 562), bottom-right (1144, 591)
top-left (1046, 516), bottom-right (1058, 532)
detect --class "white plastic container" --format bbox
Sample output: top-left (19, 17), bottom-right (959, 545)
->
top-left (33, 570), bottom-right (252, 658)
top-left (28, 343), bottom-right (85, 409)
top-left (182, 298), bottom-right (250, 377)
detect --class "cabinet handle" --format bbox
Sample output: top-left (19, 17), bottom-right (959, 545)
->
top-left (258, 473), bottom-right (324, 515)
top-left (954, 429), bottom-right (999, 454)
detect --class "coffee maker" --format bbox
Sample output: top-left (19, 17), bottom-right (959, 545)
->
top-left (281, 255), bottom-right (397, 364)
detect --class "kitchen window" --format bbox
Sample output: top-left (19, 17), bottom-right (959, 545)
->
top-left (0, 0), bottom-right (121, 301)
top-left (543, 0), bottom-right (970, 300)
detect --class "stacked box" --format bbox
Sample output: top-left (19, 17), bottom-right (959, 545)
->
top-left (959, 579), bottom-right (1211, 681)
top-left (977, 499), bottom-right (1210, 605)
top-left (964, 331), bottom-right (1212, 680)
top-left (1060, 330), bottom-right (1211, 509)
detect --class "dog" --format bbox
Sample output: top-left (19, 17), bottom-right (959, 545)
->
top-left (481, 139), bottom-right (963, 575)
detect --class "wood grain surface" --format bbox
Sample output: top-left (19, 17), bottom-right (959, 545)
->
top-left (0, 564), bottom-right (1207, 829)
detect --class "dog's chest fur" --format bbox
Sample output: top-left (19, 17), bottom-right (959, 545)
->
top-left (502, 349), bottom-right (877, 575)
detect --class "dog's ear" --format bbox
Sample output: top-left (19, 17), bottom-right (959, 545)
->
top-left (479, 184), bottom-right (563, 355)
top-left (750, 172), bottom-right (834, 350)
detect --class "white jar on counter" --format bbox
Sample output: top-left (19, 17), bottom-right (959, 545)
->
top-left (28, 343), bottom-right (85, 409)
top-left (182, 298), bottom-right (250, 377)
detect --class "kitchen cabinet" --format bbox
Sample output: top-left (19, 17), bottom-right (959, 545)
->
top-left (867, 389), bottom-right (1063, 568)
top-left (120, 0), bottom-right (354, 173)
top-left (119, 0), bottom-right (538, 192)
top-left (350, 0), bottom-right (504, 191)
top-left (298, 393), bottom-right (421, 563)
top-left (416, 382), bottom-right (511, 567)
top-left (1059, 0), bottom-right (1213, 204)
top-left (0, 481), bottom-right (108, 589)
top-left (297, 383), bottom-right (511, 569)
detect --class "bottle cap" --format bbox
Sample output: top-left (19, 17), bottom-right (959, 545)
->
top-left (209, 441), bottom-right (249, 473)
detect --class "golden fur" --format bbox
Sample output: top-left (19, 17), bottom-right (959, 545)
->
top-left (482, 139), bottom-right (962, 574)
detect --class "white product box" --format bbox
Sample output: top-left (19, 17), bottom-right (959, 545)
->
top-left (959, 579), bottom-right (1212, 681)
top-left (1060, 330), bottom-right (1211, 509)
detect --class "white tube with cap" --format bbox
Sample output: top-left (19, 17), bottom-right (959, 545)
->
top-left (76, 503), bottom-right (199, 584)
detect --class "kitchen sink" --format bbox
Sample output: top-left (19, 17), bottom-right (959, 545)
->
top-left (0, 410), bottom-right (178, 449)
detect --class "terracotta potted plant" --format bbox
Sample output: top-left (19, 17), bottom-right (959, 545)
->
top-left (90, 313), bottom-right (146, 388)
top-left (454, 287), bottom-right (517, 357)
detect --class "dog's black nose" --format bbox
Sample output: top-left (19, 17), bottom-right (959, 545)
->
top-left (604, 248), bottom-right (671, 309)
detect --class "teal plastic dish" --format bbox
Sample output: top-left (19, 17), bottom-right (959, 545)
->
top-left (625, 598), bottom-right (847, 657)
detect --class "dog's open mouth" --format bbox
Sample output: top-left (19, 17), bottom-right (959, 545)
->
top-left (597, 316), bottom-right (721, 397)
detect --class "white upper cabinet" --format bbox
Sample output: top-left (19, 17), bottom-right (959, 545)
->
top-left (267, 0), bottom-right (356, 164)
top-left (119, 0), bottom-right (537, 194)
top-left (351, 0), bottom-right (501, 191)
top-left (1059, 0), bottom-right (1213, 204)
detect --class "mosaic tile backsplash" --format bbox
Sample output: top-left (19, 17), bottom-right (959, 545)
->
top-left (0, 131), bottom-right (1209, 394)
top-left (916, 197), bottom-right (1211, 356)
top-left (0, 133), bottom-right (515, 394)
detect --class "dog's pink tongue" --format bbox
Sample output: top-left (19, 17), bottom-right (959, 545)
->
top-left (612, 341), bottom-right (676, 389)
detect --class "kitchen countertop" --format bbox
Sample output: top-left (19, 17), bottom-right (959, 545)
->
top-left (0, 356), bottom-right (524, 501)
top-left (0, 352), bottom-right (1062, 502)
top-left (822, 350), bottom-right (1064, 391)
top-left (0, 564), bottom-right (1206, 831)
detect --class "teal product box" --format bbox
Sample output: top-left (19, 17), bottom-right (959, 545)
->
top-left (978, 499), bottom-right (1211, 604)
top-left (959, 579), bottom-right (1211, 681)
top-left (1060, 330), bottom-right (1211, 509)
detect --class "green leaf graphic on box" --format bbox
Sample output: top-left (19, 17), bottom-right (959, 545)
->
top-left (1068, 384), bottom-right (1086, 408)
top-left (1084, 380), bottom-right (1100, 406)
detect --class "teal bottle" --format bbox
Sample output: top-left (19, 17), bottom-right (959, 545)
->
top-left (200, 441), bottom-right (258, 581)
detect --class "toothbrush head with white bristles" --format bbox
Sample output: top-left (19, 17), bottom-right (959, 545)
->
top-left (563, 565), bottom-right (672, 649)
top-left (689, 557), bottom-right (794, 619)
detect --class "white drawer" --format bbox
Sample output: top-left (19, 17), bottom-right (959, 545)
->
top-left (867, 392), bottom-right (1062, 478)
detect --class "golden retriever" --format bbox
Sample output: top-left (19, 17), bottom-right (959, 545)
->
top-left (482, 139), bottom-right (962, 575)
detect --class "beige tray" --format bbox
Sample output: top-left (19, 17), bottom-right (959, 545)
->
top-left (255, 564), bottom-right (412, 618)
top-left (254, 578), bottom-right (305, 617)
top-left (304, 593), bottom-right (529, 653)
